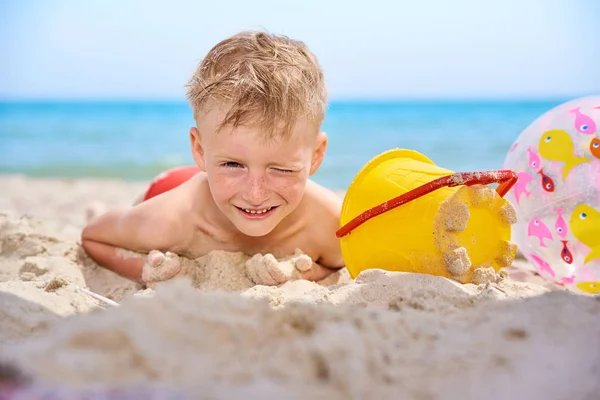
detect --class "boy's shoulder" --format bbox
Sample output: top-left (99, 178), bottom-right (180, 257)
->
top-left (303, 179), bottom-right (343, 216)
top-left (142, 171), bottom-right (206, 210)
top-left (128, 173), bottom-right (207, 249)
top-left (302, 179), bottom-right (345, 268)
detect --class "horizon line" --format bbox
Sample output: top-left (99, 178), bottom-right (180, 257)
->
top-left (0, 95), bottom-right (588, 104)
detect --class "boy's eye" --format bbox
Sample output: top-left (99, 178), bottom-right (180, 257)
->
top-left (274, 168), bottom-right (294, 174)
top-left (223, 162), bottom-right (242, 168)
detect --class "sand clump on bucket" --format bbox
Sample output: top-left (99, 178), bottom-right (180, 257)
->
top-left (1, 176), bottom-right (600, 399)
top-left (433, 185), bottom-right (519, 284)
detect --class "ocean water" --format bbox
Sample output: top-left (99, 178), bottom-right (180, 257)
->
top-left (0, 100), bottom-right (563, 190)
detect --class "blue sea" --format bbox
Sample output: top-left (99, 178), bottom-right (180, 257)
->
top-left (0, 100), bottom-right (564, 190)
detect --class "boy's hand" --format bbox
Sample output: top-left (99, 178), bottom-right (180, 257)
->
top-left (142, 250), bottom-right (184, 288)
top-left (245, 249), bottom-right (313, 286)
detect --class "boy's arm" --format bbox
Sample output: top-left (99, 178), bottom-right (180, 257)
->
top-left (315, 245), bottom-right (345, 271)
top-left (81, 198), bottom-right (185, 282)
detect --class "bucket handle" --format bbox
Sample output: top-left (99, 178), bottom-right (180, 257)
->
top-left (336, 170), bottom-right (518, 238)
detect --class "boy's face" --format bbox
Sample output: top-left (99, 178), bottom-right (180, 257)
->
top-left (190, 106), bottom-right (327, 237)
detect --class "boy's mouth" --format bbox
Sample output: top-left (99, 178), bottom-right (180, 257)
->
top-left (236, 206), bottom-right (278, 219)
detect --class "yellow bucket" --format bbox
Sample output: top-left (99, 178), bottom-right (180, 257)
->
top-left (337, 149), bottom-right (519, 283)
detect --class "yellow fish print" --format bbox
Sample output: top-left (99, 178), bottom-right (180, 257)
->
top-left (576, 281), bottom-right (600, 294)
top-left (538, 130), bottom-right (591, 180)
top-left (569, 204), bottom-right (600, 264)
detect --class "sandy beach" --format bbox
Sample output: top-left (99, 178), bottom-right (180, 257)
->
top-left (1, 174), bottom-right (599, 399)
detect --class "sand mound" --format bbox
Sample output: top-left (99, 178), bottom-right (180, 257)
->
top-left (2, 278), bottom-right (600, 399)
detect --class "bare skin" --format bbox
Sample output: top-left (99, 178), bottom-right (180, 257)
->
top-left (81, 108), bottom-right (345, 287)
top-left (82, 175), bottom-right (343, 286)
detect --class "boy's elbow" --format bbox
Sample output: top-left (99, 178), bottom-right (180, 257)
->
top-left (80, 208), bottom-right (121, 246)
top-left (80, 235), bottom-right (93, 254)
top-left (79, 228), bottom-right (117, 269)
top-left (80, 225), bottom-right (99, 259)
top-left (80, 223), bottom-right (97, 246)
top-left (80, 222), bottom-right (111, 257)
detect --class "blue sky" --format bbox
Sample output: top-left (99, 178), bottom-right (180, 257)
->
top-left (1, 0), bottom-right (599, 100)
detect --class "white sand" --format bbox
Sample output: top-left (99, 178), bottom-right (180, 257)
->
top-left (1, 174), bottom-right (599, 399)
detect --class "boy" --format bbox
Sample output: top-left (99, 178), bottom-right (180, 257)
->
top-left (81, 31), bottom-right (345, 287)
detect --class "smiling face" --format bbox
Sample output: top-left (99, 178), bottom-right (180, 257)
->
top-left (190, 105), bottom-right (327, 237)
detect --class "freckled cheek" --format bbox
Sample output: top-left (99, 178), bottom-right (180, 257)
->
top-left (270, 174), bottom-right (306, 199)
top-left (210, 171), bottom-right (246, 197)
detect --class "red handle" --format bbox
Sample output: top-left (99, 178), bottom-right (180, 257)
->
top-left (336, 170), bottom-right (518, 238)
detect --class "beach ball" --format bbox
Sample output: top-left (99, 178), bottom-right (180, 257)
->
top-left (503, 95), bottom-right (600, 294)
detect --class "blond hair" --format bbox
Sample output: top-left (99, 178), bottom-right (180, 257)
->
top-left (186, 31), bottom-right (327, 138)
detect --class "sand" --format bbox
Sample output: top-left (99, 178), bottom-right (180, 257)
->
top-left (1, 174), bottom-right (599, 399)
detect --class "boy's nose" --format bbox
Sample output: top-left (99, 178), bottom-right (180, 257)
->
top-left (242, 176), bottom-right (270, 205)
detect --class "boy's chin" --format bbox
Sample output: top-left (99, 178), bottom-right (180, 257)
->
top-left (233, 221), bottom-right (278, 237)
top-left (229, 208), bottom-right (285, 237)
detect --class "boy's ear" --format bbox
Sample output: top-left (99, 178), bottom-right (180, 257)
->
top-left (309, 131), bottom-right (328, 176)
top-left (189, 127), bottom-right (206, 172)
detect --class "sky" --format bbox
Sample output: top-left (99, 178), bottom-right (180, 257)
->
top-left (1, 0), bottom-right (599, 101)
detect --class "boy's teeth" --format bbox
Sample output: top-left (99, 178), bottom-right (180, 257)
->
top-left (243, 207), bottom-right (273, 214)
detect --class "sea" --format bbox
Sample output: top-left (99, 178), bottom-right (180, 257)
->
top-left (0, 100), bottom-right (564, 190)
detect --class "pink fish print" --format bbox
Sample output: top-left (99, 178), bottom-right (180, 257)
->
top-left (527, 146), bottom-right (542, 171)
top-left (527, 217), bottom-right (553, 247)
top-left (530, 254), bottom-right (556, 278)
top-left (569, 107), bottom-right (597, 134)
top-left (554, 208), bottom-right (568, 238)
top-left (561, 275), bottom-right (575, 285)
top-left (513, 171), bottom-right (533, 205)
